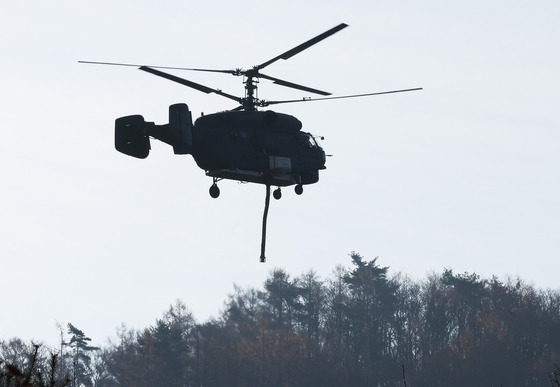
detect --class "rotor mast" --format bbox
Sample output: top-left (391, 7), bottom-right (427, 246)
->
top-left (243, 68), bottom-right (260, 111)
top-left (240, 23), bottom-right (349, 111)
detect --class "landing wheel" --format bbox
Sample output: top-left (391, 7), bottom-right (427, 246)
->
top-left (273, 187), bottom-right (282, 200)
top-left (295, 184), bottom-right (303, 195)
top-left (209, 184), bottom-right (220, 198)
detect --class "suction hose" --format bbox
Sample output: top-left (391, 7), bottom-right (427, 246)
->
top-left (260, 185), bottom-right (271, 263)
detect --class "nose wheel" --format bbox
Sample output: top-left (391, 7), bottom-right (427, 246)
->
top-left (209, 177), bottom-right (222, 198)
top-left (209, 184), bottom-right (220, 198)
top-left (273, 187), bottom-right (282, 200)
top-left (294, 184), bottom-right (303, 195)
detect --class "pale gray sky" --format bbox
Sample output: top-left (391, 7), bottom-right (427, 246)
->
top-left (1, 0), bottom-right (559, 347)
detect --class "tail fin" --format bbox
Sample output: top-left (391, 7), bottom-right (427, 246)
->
top-left (115, 104), bottom-right (193, 158)
top-left (168, 103), bottom-right (193, 155)
top-left (115, 115), bottom-right (151, 159)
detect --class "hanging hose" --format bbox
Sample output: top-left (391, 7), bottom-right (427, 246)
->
top-left (260, 184), bottom-right (271, 263)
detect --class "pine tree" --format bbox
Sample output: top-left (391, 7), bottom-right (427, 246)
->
top-left (65, 324), bottom-right (99, 387)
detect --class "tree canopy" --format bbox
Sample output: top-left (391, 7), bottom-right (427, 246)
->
top-left (2, 253), bottom-right (559, 386)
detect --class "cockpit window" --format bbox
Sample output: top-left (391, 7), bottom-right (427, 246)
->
top-left (312, 135), bottom-right (323, 149)
top-left (299, 133), bottom-right (318, 149)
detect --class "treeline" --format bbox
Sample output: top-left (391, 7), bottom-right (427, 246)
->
top-left (2, 253), bottom-right (560, 386)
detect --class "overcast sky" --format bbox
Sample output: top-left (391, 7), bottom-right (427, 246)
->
top-left (1, 0), bottom-right (559, 347)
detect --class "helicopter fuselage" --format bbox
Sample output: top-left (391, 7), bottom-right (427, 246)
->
top-left (192, 110), bottom-right (325, 187)
top-left (114, 104), bottom-right (326, 190)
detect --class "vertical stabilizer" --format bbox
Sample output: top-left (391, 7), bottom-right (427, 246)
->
top-left (169, 103), bottom-right (193, 154)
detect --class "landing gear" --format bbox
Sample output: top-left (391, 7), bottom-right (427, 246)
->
top-left (209, 184), bottom-right (220, 198)
top-left (294, 184), bottom-right (304, 195)
top-left (273, 187), bottom-right (282, 200)
top-left (209, 177), bottom-right (221, 198)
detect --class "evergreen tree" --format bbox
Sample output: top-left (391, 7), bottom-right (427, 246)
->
top-left (342, 253), bottom-right (399, 385)
top-left (65, 324), bottom-right (99, 387)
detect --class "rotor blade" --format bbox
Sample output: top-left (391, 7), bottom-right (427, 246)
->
top-left (258, 72), bottom-right (331, 96)
top-left (256, 23), bottom-right (349, 70)
top-left (174, 67), bottom-right (242, 75)
top-left (139, 66), bottom-right (242, 103)
top-left (261, 88), bottom-right (423, 106)
top-left (79, 60), bottom-right (240, 75)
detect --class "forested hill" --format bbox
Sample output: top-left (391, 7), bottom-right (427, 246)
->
top-left (2, 253), bottom-right (560, 386)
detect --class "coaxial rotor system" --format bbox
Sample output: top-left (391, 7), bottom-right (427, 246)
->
top-left (79, 23), bottom-right (422, 111)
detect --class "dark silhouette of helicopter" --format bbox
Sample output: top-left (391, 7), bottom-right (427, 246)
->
top-left (80, 23), bottom-right (421, 262)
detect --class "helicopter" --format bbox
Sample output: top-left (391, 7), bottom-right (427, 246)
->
top-left (80, 23), bottom-right (421, 262)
